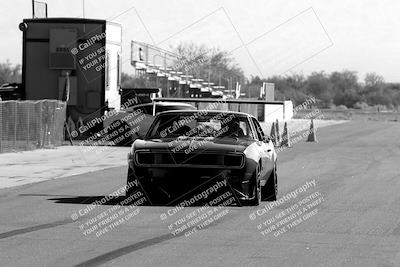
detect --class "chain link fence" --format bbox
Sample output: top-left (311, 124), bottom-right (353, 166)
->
top-left (0, 100), bottom-right (67, 153)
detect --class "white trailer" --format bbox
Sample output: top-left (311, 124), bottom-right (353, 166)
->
top-left (20, 18), bottom-right (122, 133)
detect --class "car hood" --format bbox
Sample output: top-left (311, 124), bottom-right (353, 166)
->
top-left (133, 137), bottom-right (255, 153)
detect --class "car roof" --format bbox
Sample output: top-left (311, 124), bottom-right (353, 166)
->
top-left (132, 102), bottom-right (195, 108)
top-left (156, 109), bottom-right (256, 119)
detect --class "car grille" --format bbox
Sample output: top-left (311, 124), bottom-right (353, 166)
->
top-left (135, 151), bottom-right (245, 168)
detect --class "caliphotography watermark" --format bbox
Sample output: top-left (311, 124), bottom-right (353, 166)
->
top-left (168, 113), bottom-right (235, 154)
top-left (70, 31), bottom-right (107, 83)
top-left (70, 180), bottom-right (147, 238)
top-left (159, 179), bottom-right (236, 238)
top-left (249, 179), bottom-right (324, 238)
top-left (159, 99), bottom-right (229, 138)
top-left (173, 53), bottom-right (208, 73)
top-left (68, 96), bottom-right (148, 156)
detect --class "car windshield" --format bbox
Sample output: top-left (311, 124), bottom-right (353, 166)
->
top-left (146, 112), bottom-right (254, 139)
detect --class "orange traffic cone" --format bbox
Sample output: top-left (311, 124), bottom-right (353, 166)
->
top-left (270, 122), bottom-right (277, 146)
top-left (306, 119), bottom-right (318, 142)
top-left (275, 119), bottom-right (281, 145)
top-left (77, 116), bottom-right (84, 135)
top-left (281, 122), bottom-right (291, 147)
top-left (67, 116), bottom-right (76, 134)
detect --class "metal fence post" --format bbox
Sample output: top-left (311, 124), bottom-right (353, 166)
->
top-left (13, 101), bottom-right (17, 149)
top-left (27, 102), bottom-right (30, 147)
top-left (39, 101), bottom-right (43, 147)
top-left (0, 102), bottom-right (2, 153)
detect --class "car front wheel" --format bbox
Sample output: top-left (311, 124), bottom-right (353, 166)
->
top-left (262, 163), bottom-right (277, 201)
top-left (246, 164), bottom-right (262, 206)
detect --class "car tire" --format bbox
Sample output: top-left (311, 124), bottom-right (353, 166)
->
top-left (126, 167), bottom-right (157, 205)
top-left (246, 164), bottom-right (262, 206)
top-left (262, 163), bottom-right (277, 201)
top-left (126, 167), bottom-right (138, 197)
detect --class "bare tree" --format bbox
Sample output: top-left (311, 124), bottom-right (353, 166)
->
top-left (0, 60), bottom-right (21, 84)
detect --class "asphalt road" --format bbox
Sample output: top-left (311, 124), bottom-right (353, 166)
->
top-left (1, 121), bottom-right (400, 267)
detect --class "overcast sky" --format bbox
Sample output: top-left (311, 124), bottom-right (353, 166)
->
top-left (1, 0), bottom-right (399, 82)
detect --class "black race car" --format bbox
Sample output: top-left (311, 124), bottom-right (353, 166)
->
top-left (127, 110), bottom-right (277, 206)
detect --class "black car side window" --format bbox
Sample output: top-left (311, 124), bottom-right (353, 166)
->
top-left (251, 118), bottom-right (264, 140)
top-left (143, 105), bottom-right (153, 115)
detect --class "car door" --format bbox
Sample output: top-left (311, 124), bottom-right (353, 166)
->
top-left (248, 117), bottom-right (267, 177)
top-left (250, 117), bottom-right (274, 180)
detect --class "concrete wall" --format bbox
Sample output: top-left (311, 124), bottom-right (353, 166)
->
top-left (179, 100), bottom-right (294, 122)
top-left (264, 101), bottom-right (293, 122)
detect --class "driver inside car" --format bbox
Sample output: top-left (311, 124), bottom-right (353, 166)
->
top-left (227, 120), bottom-right (245, 137)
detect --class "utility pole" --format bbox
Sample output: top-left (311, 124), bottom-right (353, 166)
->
top-left (229, 77), bottom-right (232, 95)
top-left (82, 0), bottom-right (85, 18)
